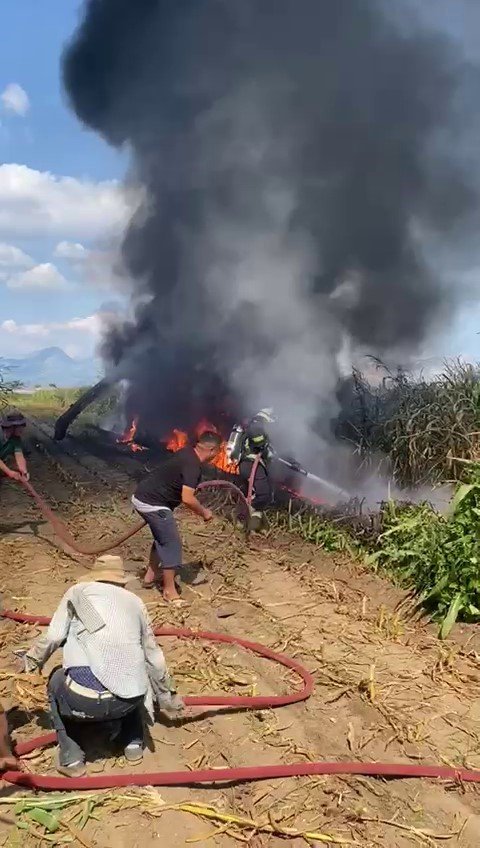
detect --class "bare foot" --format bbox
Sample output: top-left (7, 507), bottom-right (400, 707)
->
top-left (162, 568), bottom-right (182, 602)
top-left (143, 568), bottom-right (158, 588)
top-left (163, 588), bottom-right (182, 602)
top-left (143, 566), bottom-right (156, 583)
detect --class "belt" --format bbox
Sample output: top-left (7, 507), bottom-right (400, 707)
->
top-left (65, 675), bottom-right (114, 700)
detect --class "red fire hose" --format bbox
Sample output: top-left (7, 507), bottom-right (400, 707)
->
top-left (19, 478), bottom-right (250, 556)
top-left (3, 610), bottom-right (480, 790)
top-left (4, 481), bottom-right (480, 791)
top-left (246, 454), bottom-right (261, 506)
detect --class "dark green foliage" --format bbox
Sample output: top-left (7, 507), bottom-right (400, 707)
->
top-left (280, 465), bottom-right (480, 639)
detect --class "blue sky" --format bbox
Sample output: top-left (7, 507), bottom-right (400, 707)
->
top-left (0, 0), bottom-right (479, 368)
top-left (0, 0), bottom-right (129, 360)
top-left (1, 1), bottom-right (124, 181)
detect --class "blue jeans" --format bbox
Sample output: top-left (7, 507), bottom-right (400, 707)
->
top-left (137, 509), bottom-right (182, 570)
top-left (47, 668), bottom-right (144, 767)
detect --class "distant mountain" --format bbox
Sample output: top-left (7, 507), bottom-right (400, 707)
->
top-left (0, 347), bottom-right (99, 388)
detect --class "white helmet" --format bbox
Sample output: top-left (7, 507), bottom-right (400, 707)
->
top-left (256, 408), bottom-right (276, 423)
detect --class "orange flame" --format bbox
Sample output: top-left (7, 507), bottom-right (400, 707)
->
top-left (165, 428), bottom-right (188, 452)
top-left (118, 416), bottom-right (238, 472)
top-left (163, 418), bottom-right (239, 475)
top-left (117, 417), bottom-right (147, 452)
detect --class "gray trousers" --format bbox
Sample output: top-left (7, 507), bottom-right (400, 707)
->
top-left (48, 668), bottom-right (144, 767)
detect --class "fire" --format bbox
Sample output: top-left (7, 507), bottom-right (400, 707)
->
top-left (165, 428), bottom-right (188, 452)
top-left (214, 441), bottom-right (240, 475)
top-left (118, 417), bottom-right (138, 443)
top-left (163, 418), bottom-right (239, 475)
top-left (117, 417), bottom-right (147, 452)
top-left (118, 415), bottom-right (238, 473)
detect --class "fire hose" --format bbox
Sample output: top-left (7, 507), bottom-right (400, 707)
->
top-left (3, 481), bottom-right (480, 790)
top-left (2, 610), bottom-right (480, 790)
top-left (18, 478), bottom-right (250, 556)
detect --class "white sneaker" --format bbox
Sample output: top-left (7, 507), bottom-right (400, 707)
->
top-left (124, 743), bottom-right (143, 763)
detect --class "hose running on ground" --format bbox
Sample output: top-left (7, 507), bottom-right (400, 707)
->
top-left (19, 478), bottom-right (250, 556)
top-left (2, 610), bottom-right (480, 790)
top-left (5, 481), bottom-right (480, 791)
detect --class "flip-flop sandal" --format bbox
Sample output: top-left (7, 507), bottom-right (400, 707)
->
top-left (142, 579), bottom-right (160, 589)
top-left (56, 759), bottom-right (86, 778)
top-left (190, 570), bottom-right (208, 586)
top-left (164, 597), bottom-right (188, 606)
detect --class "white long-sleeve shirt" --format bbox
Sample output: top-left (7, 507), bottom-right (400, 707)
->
top-left (25, 582), bottom-right (177, 720)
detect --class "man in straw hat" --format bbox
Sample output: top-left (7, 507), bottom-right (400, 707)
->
top-left (0, 411), bottom-right (29, 482)
top-left (24, 555), bottom-right (183, 777)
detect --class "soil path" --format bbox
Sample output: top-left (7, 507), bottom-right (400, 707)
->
top-left (1, 429), bottom-right (480, 847)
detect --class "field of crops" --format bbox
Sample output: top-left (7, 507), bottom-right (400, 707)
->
top-left (281, 359), bottom-right (480, 638)
top-left (3, 362), bottom-right (480, 638)
top-left (279, 463), bottom-right (480, 639)
top-left (337, 359), bottom-right (480, 486)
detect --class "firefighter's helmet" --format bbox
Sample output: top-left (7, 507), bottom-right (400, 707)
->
top-left (255, 408), bottom-right (276, 424)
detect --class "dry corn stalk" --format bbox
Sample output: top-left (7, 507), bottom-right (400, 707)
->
top-left (135, 791), bottom-right (356, 845)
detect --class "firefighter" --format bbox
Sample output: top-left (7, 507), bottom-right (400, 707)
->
top-left (229, 409), bottom-right (276, 532)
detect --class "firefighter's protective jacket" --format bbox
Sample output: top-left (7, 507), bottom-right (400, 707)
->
top-left (240, 414), bottom-right (273, 465)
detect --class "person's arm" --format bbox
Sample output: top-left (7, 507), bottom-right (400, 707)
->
top-left (181, 452), bottom-right (213, 519)
top-left (0, 703), bottom-right (19, 771)
top-left (0, 459), bottom-right (21, 481)
top-left (24, 589), bottom-right (74, 672)
top-left (14, 448), bottom-right (28, 480)
top-left (181, 486), bottom-right (212, 521)
top-left (140, 604), bottom-right (184, 712)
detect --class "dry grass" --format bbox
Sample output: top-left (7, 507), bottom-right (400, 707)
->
top-left (337, 359), bottom-right (480, 486)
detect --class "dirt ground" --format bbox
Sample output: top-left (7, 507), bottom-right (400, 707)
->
top-left (1, 425), bottom-right (480, 847)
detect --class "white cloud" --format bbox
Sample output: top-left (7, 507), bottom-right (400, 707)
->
top-left (64, 315), bottom-right (102, 334)
top-left (1, 319), bottom-right (49, 338)
top-left (53, 239), bottom-right (128, 293)
top-left (0, 242), bottom-right (34, 268)
top-left (0, 312), bottom-right (105, 358)
top-left (0, 164), bottom-right (135, 239)
top-left (54, 241), bottom-right (88, 261)
top-left (0, 312), bottom-right (109, 338)
top-left (0, 304), bottom-right (124, 358)
top-left (6, 262), bottom-right (69, 291)
top-left (1, 83), bottom-right (30, 117)
top-left (1, 315), bottom-right (101, 337)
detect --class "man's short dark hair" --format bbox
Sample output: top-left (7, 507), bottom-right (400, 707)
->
top-left (197, 431), bottom-right (222, 448)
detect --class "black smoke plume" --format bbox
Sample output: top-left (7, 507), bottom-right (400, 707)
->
top-left (63, 0), bottom-right (478, 456)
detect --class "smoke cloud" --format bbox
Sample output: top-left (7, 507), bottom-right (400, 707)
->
top-left (63, 0), bottom-right (479, 464)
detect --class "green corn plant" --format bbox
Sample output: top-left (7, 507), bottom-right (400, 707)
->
top-left (371, 465), bottom-right (480, 638)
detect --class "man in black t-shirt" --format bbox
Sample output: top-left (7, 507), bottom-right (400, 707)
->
top-left (132, 431), bottom-right (222, 602)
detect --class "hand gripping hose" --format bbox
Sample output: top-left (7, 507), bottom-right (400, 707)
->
top-left (19, 478), bottom-right (250, 556)
top-left (2, 610), bottom-right (480, 790)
